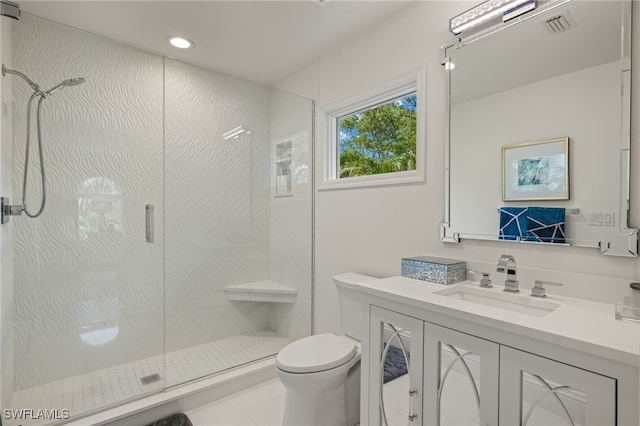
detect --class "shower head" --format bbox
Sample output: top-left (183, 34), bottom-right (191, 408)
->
top-left (1, 64), bottom-right (85, 98)
top-left (45, 77), bottom-right (86, 96)
top-left (64, 78), bottom-right (86, 87)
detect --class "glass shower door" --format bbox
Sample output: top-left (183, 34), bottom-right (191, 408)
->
top-left (163, 57), bottom-right (313, 387)
top-left (5, 14), bottom-right (165, 425)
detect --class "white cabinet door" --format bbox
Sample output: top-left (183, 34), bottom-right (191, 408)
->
top-left (500, 346), bottom-right (616, 426)
top-left (369, 306), bottom-right (425, 426)
top-left (424, 323), bottom-right (500, 426)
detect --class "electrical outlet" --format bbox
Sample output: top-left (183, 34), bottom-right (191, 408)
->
top-left (589, 211), bottom-right (615, 227)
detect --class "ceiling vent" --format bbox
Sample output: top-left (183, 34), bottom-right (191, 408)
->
top-left (542, 11), bottom-right (577, 35)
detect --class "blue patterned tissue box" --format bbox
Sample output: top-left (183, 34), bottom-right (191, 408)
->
top-left (401, 256), bottom-right (466, 285)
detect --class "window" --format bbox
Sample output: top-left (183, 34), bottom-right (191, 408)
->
top-left (324, 76), bottom-right (424, 189)
top-left (338, 92), bottom-right (417, 178)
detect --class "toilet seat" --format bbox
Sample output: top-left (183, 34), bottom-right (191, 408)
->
top-left (277, 333), bottom-right (358, 374)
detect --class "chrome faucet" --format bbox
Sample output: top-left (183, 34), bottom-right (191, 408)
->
top-left (496, 255), bottom-right (519, 292)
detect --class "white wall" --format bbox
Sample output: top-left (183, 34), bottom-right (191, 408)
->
top-left (0, 15), bottom-right (14, 410)
top-left (277, 0), bottom-right (640, 335)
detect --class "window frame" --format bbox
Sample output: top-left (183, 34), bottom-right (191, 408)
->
top-left (320, 70), bottom-right (426, 190)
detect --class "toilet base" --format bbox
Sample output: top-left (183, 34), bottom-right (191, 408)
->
top-left (279, 360), bottom-right (360, 426)
top-left (283, 382), bottom-right (347, 426)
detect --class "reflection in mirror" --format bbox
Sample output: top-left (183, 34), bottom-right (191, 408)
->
top-left (380, 323), bottom-right (412, 425)
top-left (442, 0), bottom-right (637, 256)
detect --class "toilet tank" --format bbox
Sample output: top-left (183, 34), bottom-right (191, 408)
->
top-left (333, 273), bottom-right (377, 342)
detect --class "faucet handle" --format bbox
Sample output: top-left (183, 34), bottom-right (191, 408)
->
top-left (531, 280), bottom-right (563, 298)
top-left (468, 270), bottom-right (493, 288)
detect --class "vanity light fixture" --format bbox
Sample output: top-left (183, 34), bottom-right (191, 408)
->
top-left (450, 0), bottom-right (537, 34)
top-left (503, 0), bottom-right (537, 22)
top-left (167, 36), bottom-right (193, 49)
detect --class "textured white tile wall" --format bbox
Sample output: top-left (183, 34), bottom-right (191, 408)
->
top-left (12, 14), bottom-right (165, 389)
top-left (10, 14), bottom-right (313, 395)
top-left (164, 58), bottom-right (273, 365)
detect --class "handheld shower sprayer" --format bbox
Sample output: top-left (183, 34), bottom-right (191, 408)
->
top-left (46, 77), bottom-right (87, 96)
top-left (1, 64), bottom-right (86, 220)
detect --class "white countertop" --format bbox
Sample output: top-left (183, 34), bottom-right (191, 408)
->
top-left (351, 276), bottom-right (640, 366)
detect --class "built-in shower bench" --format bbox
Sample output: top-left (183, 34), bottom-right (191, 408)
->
top-left (223, 280), bottom-right (297, 303)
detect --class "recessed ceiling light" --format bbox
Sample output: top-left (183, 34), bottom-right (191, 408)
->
top-left (167, 36), bottom-right (193, 49)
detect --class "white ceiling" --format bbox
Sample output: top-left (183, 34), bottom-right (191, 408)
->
top-left (18, 0), bottom-right (414, 86)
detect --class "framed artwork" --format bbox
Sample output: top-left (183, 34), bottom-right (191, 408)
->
top-left (502, 137), bottom-right (569, 201)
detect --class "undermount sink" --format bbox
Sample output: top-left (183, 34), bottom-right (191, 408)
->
top-left (434, 285), bottom-right (560, 317)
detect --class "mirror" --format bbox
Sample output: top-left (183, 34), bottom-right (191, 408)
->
top-left (442, 0), bottom-right (638, 256)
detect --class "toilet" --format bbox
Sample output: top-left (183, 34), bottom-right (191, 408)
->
top-left (276, 273), bottom-right (375, 426)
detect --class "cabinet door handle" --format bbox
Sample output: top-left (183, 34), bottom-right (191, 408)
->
top-left (408, 387), bottom-right (418, 422)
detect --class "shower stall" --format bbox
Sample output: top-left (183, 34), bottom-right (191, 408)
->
top-left (0, 12), bottom-right (313, 426)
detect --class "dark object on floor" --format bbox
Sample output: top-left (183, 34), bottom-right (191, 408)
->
top-left (146, 413), bottom-right (193, 426)
top-left (384, 345), bottom-right (409, 383)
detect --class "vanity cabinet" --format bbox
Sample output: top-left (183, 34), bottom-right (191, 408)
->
top-left (424, 323), bottom-right (499, 426)
top-left (368, 306), bottom-right (424, 426)
top-left (500, 346), bottom-right (616, 426)
top-left (367, 306), bottom-right (619, 426)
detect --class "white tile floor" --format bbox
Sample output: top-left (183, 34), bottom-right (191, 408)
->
top-left (186, 378), bottom-right (287, 426)
top-left (6, 332), bottom-right (290, 426)
top-left (185, 373), bottom-right (414, 426)
top-left (186, 369), bottom-right (573, 426)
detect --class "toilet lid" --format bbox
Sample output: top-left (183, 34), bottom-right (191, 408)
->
top-left (277, 333), bottom-right (358, 374)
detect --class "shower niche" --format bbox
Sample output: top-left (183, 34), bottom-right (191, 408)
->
top-left (275, 140), bottom-right (293, 196)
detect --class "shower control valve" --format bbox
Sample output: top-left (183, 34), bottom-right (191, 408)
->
top-left (1, 197), bottom-right (22, 224)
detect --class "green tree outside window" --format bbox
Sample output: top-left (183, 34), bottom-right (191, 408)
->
top-left (338, 93), bottom-right (417, 178)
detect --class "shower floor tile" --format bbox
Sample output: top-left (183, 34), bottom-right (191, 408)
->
top-left (6, 331), bottom-right (290, 426)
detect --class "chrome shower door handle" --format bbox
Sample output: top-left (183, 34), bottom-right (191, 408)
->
top-left (145, 204), bottom-right (154, 243)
